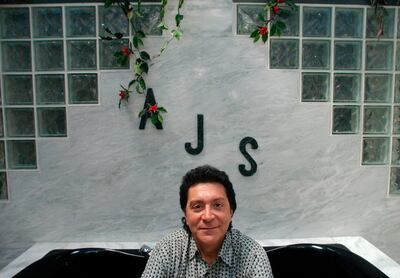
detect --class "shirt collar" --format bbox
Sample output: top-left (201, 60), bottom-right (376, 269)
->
top-left (188, 230), bottom-right (235, 267)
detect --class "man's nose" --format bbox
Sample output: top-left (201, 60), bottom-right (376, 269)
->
top-left (202, 206), bottom-right (214, 221)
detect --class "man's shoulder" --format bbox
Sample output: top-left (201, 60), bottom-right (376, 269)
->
top-left (230, 228), bottom-right (265, 254)
top-left (156, 228), bottom-right (189, 249)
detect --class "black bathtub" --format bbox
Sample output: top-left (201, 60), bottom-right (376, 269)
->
top-left (14, 243), bottom-right (388, 278)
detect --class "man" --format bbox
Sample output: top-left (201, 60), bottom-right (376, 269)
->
top-left (141, 165), bottom-right (274, 277)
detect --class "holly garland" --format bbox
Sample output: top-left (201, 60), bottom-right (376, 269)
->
top-left (102, 0), bottom-right (184, 127)
top-left (250, 0), bottom-right (297, 43)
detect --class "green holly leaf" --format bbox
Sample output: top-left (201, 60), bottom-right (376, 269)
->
top-left (175, 14), bottom-right (184, 27)
top-left (140, 62), bottom-right (149, 74)
top-left (275, 20), bottom-right (286, 30)
top-left (134, 63), bottom-right (142, 75)
top-left (138, 109), bottom-right (146, 118)
top-left (158, 107), bottom-right (167, 113)
top-left (270, 24), bottom-right (277, 36)
top-left (114, 32), bottom-right (124, 39)
top-left (139, 78), bottom-right (146, 90)
top-left (128, 79), bottom-right (136, 89)
top-left (253, 33), bottom-right (260, 43)
top-left (136, 30), bottom-right (146, 38)
top-left (151, 114), bottom-right (158, 125)
top-left (250, 29), bottom-right (259, 38)
top-left (157, 22), bottom-right (169, 30)
top-left (171, 29), bottom-right (183, 40)
top-left (257, 13), bottom-right (266, 22)
top-left (140, 51), bottom-right (150, 60)
top-left (261, 33), bottom-right (268, 42)
top-left (157, 113), bottom-right (164, 124)
top-left (105, 0), bottom-right (113, 8)
top-left (133, 36), bottom-right (143, 48)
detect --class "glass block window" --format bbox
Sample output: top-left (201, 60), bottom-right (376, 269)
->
top-left (7, 140), bottom-right (37, 169)
top-left (37, 108), bottom-right (67, 137)
top-left (363, 106), bottom-right (391, 135)
top-left (362, 137), bottom-right (389, 165)
top-left (303, 7), bottom-right (332, 37)
top-left (235, 3), bottom-right (400, 195)
top-left (270, 39), bottom-right (299, 69)
top-left (332, 105), bottom-right (359, 134)
top-left (66, 6), bottom-right (96, 37)
top-left (0, 3), bottom-right (163, 200)
top-left (302, 72), bottom-right (330, 102)
top-left (333, 73), bottom-right (360, 103)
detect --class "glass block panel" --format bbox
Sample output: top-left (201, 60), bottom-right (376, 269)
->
top-left (366, 8), bottom-right (394, 39)
top-left (37, 107), bottom-right (67, 137)
top-left (395, 75), bottom-right (400, 103)
top-left (332, 105), bottom-right (359, 134)
top-left (274, 8), bottom-right (299, 37)
top-left (393, 106), bottom-right (400, 134)
top-left (303, 7), bottom-right (331, 37)
top-left (302, 40), bottom-right (330, 69)
top-left (366, 41), bottom-right (393, 71)
top-left (3, 75), bottom-right (33, 105)
top-left (389, 167), bottom-right (400, 194)
top-left (0, 172), bottom-right (7, 200)
top-left (364, 74), bottom-right (392, 103)
top-left (7, 140), bottom-right (37, 169)
top-left (302, 72), bottom-right (330, 102)
top-left (334, 41), bottom-right (361, 70)
top-left (5, 108), bottom-right (35, 137)
top-left (236, 5), bottom-right (264, 35)
top-left (132, 5), bottom-right (162, 35)
top-left (270, 39), bottom-right (299, 69)
top-left (1, 41), bottom-right (31, 72)
top-left (68, 74), bottom-right (98, 104)
top-left (35, 75), bottom-right (65, 105)
top-left (99, 39), bottom-right (129, 69)
top-left (32, 7), bottom-right (62, 38)
top-left (362, 137), bottom-right (389, 165)
top-left (99, 6), bottom-right (128, 37)
top-left (363, 106), bottom-right (391, 134)
top-left (335, 8), bottom-right (363, 38)
top-left (66, 6), bottom-right (96, 37)
top-left (0, 8), bottom-right (30, 39)
top-left (67, 40), bottom-right (97, 70)
top-left (34, 41), bottom-right (64, 71)
top-left (0, 141), bottom-right (5, 169)
top-left (0, 110), bottom-right (3, 137)
top-left (333, 73), bottom-right (360, 103)
top-left (392, 138), bottom-right (400, 165)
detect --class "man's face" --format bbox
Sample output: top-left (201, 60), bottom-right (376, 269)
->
top-left (185, 182), bottom-right (233, 249)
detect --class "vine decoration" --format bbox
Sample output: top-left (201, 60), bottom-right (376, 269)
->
top-left (249, 0), bottom-right (297, 43)
top-left (102, 0), bottom-right (184, 127)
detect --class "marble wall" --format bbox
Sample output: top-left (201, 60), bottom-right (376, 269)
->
top-left (1, 0), bottom-right (400, 269)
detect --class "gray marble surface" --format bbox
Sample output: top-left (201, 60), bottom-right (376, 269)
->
top-left (1, 237), bottom-right (399, 278)
top-left (1, 0), bottom-right (400, 272)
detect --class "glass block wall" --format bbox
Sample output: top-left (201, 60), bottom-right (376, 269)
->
top-left (236, 3), bottom-right (400, 195)
top-left (0, 3), bottom-right (162, 200)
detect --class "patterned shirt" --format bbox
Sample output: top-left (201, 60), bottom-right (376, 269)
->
top-left (141, 228), bottom-right (274, 278)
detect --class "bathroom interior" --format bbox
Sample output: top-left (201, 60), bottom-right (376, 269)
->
top-left (0, 0), bottom-right (400, 276)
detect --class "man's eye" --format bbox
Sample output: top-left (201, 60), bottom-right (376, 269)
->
top-left (214, 203), bottom-right (223, 208)
top-left (191, 204), bottom-right (203, 210)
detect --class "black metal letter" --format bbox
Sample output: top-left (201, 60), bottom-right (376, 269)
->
top-left (238, 137), bottom-right (258, 176)
top-left (185, 114), bottom-right (204, 155)
top-left (139, 88), bottom-right (163, 130)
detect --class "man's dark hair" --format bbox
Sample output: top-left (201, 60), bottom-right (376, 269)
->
top-left (179, 165), bottom-right (237, 213)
